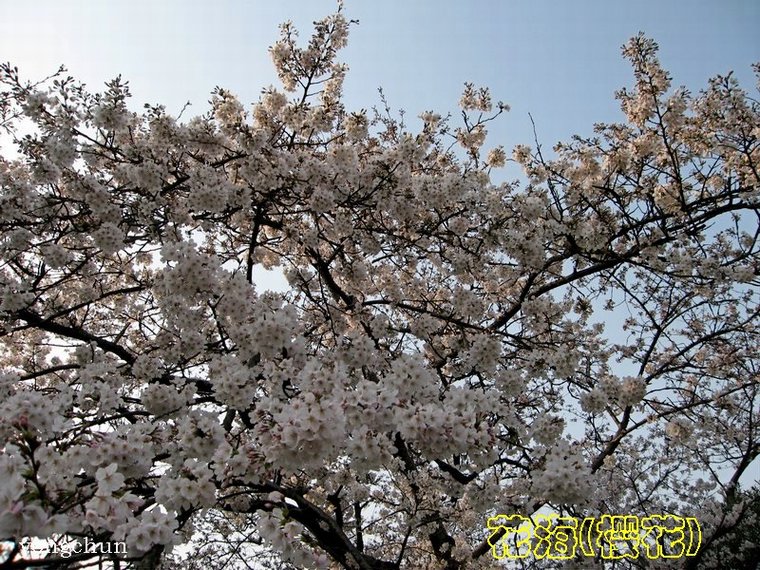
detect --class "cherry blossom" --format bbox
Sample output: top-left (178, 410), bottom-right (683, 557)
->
top-left (0, 9), bottom-right (758, 570)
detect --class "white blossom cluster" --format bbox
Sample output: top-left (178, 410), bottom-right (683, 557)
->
top-left (258, 505), bottom-right (330, 568)
top-left (581, 375), bottom-right (647, 414)
top-left (0, 389), bottom-right (63, 439)
top-left (0, 450), bottom-right (62, 537)
top-left (91, 222), bottom-right (124, 255)
top-left (154, 459), bottom-right (217, 511)
top-left (531, 439), bottom-right (592, 505)
top-left (140, 382), bottom-right (193, 417)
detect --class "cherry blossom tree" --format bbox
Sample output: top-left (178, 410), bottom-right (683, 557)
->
top-left (1, 6), bottom-right (758, 569)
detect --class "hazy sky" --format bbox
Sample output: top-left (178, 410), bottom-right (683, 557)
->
top-left (2, 0), bottom-right (758, 165)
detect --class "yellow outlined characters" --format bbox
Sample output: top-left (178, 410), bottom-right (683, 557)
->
top-left (595, 515), bottom-right (640, 560)
top-left (640, 515), bottom-right (702, 559)
top-left (487, 514), bottom-right (701, 560)
top-left (487, 514), bottom-right (532, 559)
top-left (532, 515), bottom-right (579, 560)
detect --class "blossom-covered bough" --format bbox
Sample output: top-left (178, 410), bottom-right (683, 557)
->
top-left (0, 6), bottom-right (758, 569)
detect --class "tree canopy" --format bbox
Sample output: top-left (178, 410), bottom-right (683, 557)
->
top-left (0, 6), bottom-right (758, 569)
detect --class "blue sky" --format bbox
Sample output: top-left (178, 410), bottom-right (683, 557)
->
top-left (2, 0), bottom-right (758, 166)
